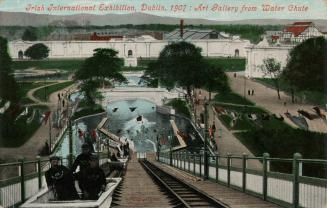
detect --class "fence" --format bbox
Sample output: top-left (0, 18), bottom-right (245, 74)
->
top-left (0, 154), bottom-right (109, 208)
top-left (158, 151), bottom-right (327, 208)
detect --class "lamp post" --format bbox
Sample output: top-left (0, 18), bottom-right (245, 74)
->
top-left (64, 89), bottom-right (74, 167)
top-left (243, 75), bottom-right (246, 98)
top-left (203, 102), bottom-right (209, 180)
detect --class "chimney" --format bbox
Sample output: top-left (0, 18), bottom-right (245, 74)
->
top-left (180, 19), bottom-right (184, 38)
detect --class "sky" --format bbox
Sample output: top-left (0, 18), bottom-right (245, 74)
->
top-left (0, 0), bottom-right (326, 20)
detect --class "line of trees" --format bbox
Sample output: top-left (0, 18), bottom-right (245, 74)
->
top-left (144, 41), bottom-right (230, 101)
top-left (261, 36), bottom-right (327, 103)
top-left (74, 48), bottom-right (126, 105)
top-left (0, 36), bottom-right (19, 102)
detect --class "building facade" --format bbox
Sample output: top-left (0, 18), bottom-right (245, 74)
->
top-left (266, 22), bottom-right (326, 44)
top-left (8, 38), bottom-right (251, 64)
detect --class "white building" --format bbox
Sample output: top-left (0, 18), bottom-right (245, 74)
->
top-left (245, 38), bottom-right (292, 78)
top-left (8, 37), bottom-right (251, 63)
top-left (266, 22), bottom-right (326, 45)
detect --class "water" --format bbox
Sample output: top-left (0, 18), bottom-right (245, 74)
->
top-left (115, 75), bottom-right (147, 87)
top-left (54, 99), bottom-right (203, 157)
top-left (106, 99), bottom-right (203, 152)
top-left (54, 114), bottom-right (105, 159)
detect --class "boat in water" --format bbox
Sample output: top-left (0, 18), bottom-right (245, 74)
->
top-left (21, 177), bottom-right (122, 208)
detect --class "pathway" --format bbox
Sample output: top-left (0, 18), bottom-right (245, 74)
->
top-left (0, 80), bottom-right (76, 161)
top-left (194, 90), bottom-right (262, 170)
top-left (228, 72), bottom-right (327, 133)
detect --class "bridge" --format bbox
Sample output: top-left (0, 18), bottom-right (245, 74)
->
top-left (99, 87), bottom-right (181, 106)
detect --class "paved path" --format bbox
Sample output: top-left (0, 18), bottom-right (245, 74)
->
top-left (0, 80), bottom-right (75, 161)
top-left (194, 90), bottom-right (262, 170)
top-left (228, 72), bottom-right (327, 133)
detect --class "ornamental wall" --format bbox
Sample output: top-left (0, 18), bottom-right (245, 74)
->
top-left (245, 45), bottom-right (292, 78)
top-left (8, 39), bottom-right (250, 60)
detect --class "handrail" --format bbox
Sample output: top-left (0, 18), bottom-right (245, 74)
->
top-left (158, 151), bottom-right (327, 208)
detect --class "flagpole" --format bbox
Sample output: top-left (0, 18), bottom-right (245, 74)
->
top-left (49, 112), bottom-right (52, 153)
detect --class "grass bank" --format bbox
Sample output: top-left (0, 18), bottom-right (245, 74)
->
top-left (33, 81), bottom-right (74, 102)
top-left (166, 98), bottom-right (191, 118)
top-left (13, 59), bottom-right (84, 71)
top-left (0, 105), bottom-right (49, 147)
top-left (256, 78), bottom-right (327, 106)
top-left (213, 92), bottom-right (254, 105)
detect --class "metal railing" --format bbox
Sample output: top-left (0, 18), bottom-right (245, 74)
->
top-left (158, 151), bottom-right (327, 208)
top-left (0, 153), bottom-right (109, 208)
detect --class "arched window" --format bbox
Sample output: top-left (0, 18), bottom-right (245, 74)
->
top-left (18, 50), bottom-right (24, 59)
top-left (235, 49), bottom-right (240, 57)
top-left (128, 50), bottom-right (133, 57)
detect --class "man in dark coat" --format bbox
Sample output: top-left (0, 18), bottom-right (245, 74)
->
top-left (71, 143), bottom-right (92, 193)
top-left (82, 154), bottom-right (106, 200)
top-left (45, 156), bottom-right (79, 200)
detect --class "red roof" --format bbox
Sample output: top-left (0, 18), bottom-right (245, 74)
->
top-left (293, 22), bottom-right (312, 25)
top-left (271, 35), bottom-right (280, 40)
top-left (285, 25), bottom-right (309, 37)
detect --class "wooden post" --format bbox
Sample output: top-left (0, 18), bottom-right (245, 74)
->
top-left (242, 154), bottom-right (248, 192)
top-left (263, 153), bottom-right (270, 200)
top-left (199, 155), bottom-right (202, 177)
top-left (227, 154), bottom-right (231, 187)
top-left (19, 158), bottom-right (26, 203)
top-left (169, 148), bottom-right (172, 166)
top-left (293, 153), bottom-right (302, 208)
top-left (37, 156), bottom-right (42, 189)
top-left (216, 155), bottom-right (219, 183)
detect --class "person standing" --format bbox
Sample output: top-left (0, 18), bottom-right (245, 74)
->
top-left (45, 156), bottom-right (79, 200)
top-left (82, 154), bottom-right (106, 200)
top-left (71, 144), bottom-right (92, 194)
top-left (211, 121), bottom-right (216, 133)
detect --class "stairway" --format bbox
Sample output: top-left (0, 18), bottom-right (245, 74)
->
top-left (111, 153), bottom-right (172, 207)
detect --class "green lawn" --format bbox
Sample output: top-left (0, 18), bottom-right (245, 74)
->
top-left (71, 104), bottom-right (105, 120)
top-left (206, 58), bottom-right (246, 71)
top-left (138, 58), bottom-right (157, 67)
top-left (166, 98), bottom-right (191, 117)
top-left (213, 92), bottom-right (255, 106)
top-left (138, 57), bottom-right (246, 72)
top-left (19, 81), bottom-right (55, 104)
top-left (256, 78), bottom-right (327, 106)
top-left (13, 59), bottom-right (84, 71)
top-left (121, 66), bottom-right (146, 71)
top-left (33, 81), bottom-right (74, 102)
top-left (215, 100), bottom-right (327, 176)
top-left (0, 105), bottom-right (49, 147)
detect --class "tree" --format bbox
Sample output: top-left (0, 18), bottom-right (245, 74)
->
top-left (261, 58), bottom-right (282, 100)
top-left (0, 36), bottom-right (19, 102)
top-left (24, 43), bottom-right (50, 60)
top-left (204, 65), bottom-right (230, 100)
top-left (284, 37), bottom-right (327, 93)
top-left (22, 28), bottom-right (37, 41)
top-left (147, 42), bottom-right (207, 99)
top-left (75, 48), bottom-right (126, 105)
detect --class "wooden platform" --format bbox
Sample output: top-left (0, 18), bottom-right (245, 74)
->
top-left (112, 154), bottom-right (172, 207)
top-left (152, 160), bottom-right (281, 208)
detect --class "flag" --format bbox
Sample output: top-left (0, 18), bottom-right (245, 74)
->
top-left (43, 111), bottom-right (51, 125)
top-left (91, 129), bottom-right (97, 140)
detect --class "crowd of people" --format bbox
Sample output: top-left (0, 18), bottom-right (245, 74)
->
top-left (45, 143), bottom-right (112, 201)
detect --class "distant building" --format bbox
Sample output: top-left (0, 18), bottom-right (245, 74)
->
top-left (265, 22), bottom-right (326, 45)
top-left (90, 32), bottom-right (123, 41)
top-left (265, 31), bottom-right (283, 43)
top-left (164, 28), bottom-right (228, 41)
